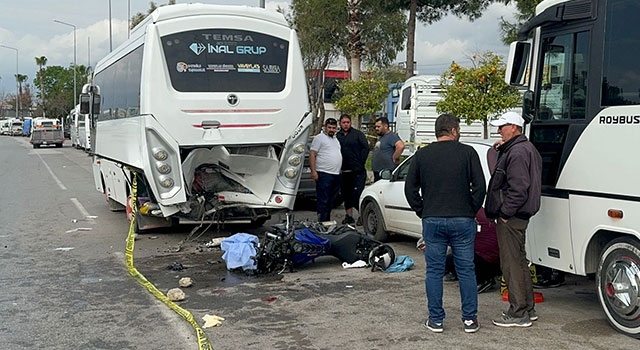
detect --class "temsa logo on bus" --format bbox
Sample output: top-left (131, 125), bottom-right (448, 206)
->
top-left (200, 34), bottom-right (254, 42)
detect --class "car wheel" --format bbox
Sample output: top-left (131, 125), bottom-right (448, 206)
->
top-left (362, 201), bottom-right (388, 242)
top-left (596, 237), bottom-right (640, 338)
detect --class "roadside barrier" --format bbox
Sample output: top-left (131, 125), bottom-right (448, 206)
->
top-left (125, 173), bottom-right (214, 350)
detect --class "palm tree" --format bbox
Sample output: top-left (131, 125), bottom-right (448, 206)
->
top-left (35, 56), bottom-right (48, 117)
top-left (15, 73), bottom-right (28, 117)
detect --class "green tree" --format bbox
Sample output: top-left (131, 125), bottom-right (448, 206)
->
top-left (38, 65), bottom-right (90, 118)
top-left (384, 0), bottom-right (500, 78)
top-left (290, 0), bottom-right (405, 133)
top-left (130, 0), bottom-right (176, 29)
top-left (437, 52), bottom-right (521, 138)
top-left (334, 75), bottom-right (390, 122)
top-left (35, 56), bottom-right (48, 117)
top-left (499, 0), bottom-right (541, 44)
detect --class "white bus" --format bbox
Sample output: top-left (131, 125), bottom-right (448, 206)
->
top-left (506, 0), bottom-right (640, 337)
top-left (88, 4), bottom-right (311, 230)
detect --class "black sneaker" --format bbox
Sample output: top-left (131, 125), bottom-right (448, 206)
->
top-left (463, 319), bottom-right (479, 333)
top-left (342, 215), bottom-right (355, 225)
top-left (502, 309), bottom-right (538, 321)
top-left (492, 314), bottom-right (532, 328)
top-left (444, 272), bottom-right (458, 282)
top-left (533, 278), bottom-right (565, 289)
top-left (477, 278), bottom-right (495, 293)
top-left (424, 319), bottom-right (443, 333)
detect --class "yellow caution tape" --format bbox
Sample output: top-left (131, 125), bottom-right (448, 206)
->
top-left (125, 173), bottom-right (214, 350)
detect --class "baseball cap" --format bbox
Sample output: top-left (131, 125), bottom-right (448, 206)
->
top-left (490, 111), bottom-right (525, 127)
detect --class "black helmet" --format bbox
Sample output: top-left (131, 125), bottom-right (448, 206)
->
top-left (368, 244), bottom-right (396, 272)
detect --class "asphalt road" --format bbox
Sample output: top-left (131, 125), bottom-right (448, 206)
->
top-left (1, 135), bottom-right (637, 349)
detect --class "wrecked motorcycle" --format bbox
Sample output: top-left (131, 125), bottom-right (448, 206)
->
top-left (255, 214), bottom-right (395, 274)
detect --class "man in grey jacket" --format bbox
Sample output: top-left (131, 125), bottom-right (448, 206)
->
top-left (485, 112), bottom-right (542, 328)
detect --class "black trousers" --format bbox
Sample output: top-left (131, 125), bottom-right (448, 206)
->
top-left (445, 253), bottom-right (501, 284)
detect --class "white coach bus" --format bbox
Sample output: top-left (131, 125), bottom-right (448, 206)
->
top-left (88, 4), bottom-right (311, 230)
top-left (506, 0), bottom-right (640, 338)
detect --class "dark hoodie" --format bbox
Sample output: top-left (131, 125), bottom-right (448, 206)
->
top-left (485, 134), bottom-right (542, 220)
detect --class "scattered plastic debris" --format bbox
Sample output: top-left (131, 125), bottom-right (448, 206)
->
top-left (167, 262), bottom-right (185, 271)
top-left (167, 288), bottom-right (185, 301)
top-left (342, 260), bottom-right (367, 269)
top-left (345, 285), bottom-right (353, 288)
top-left (179, 277), bottom-right (193, 287)
top-left (205, 237), bottom-right (226, 248)
top-left (54, 247), bottom-right (75, 251)
top-left (65, 228), bottom-right (93, 233)
top-left (262, 297), bottom-right (277, 303)
top-left (202, 314), bottom-right (225, 328)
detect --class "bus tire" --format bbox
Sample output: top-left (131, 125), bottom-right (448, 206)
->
top-left (596, 237), bottom-right (640, 338)
top-left (361, 201), bottom-right (388, 242)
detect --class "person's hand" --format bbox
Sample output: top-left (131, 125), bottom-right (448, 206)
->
top-left (493, 140), bottom-right (504, 150)
top-left (500, 217), bottom-right (509, 223)
top-left (311, 170), bottom-right (318, 181)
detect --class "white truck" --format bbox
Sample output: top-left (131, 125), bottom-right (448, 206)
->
top-left (394, 75), bottom-right (497, 154)
top-left (30, 117), bottom-right (65, 148)
top-left (9, 119), bottom-right (23, 136)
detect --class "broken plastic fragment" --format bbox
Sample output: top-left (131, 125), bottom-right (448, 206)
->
top-left (202, 314), bottom-right (225, 328)
top-left (342, 260), bottom-right (367, 269)
top-left (54, 247), bottom-right (75, 251)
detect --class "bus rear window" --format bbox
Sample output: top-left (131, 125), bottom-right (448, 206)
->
top-left (162, 29), bottom-right (288, 93)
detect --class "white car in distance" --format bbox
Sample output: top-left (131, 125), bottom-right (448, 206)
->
top-left (359, 140), bottom-right (496, 242)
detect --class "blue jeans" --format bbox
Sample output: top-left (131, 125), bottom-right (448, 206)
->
top-left (315, 172), bottom-right (341, 222)
top-left (422, 217), bottom-right (477, 323)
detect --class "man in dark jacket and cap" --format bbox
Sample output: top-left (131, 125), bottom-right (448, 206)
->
top-left (485, 111), bottom-right (542, 328)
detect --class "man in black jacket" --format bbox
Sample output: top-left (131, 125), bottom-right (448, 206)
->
top-left (485, 111), bottom-right (542, 328)
top-left (405, 114), bottom-right (486, 334)
top-left (336, 114), bottom-right (369, 225)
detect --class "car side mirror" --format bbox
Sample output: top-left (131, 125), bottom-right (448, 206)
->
top-left (380, 169), bottom-right (392, 180)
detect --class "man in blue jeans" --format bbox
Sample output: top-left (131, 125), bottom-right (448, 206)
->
top-left (405, 114), bottom-right (486, 333)
top-left (309, 118), bottom-right (342, 222)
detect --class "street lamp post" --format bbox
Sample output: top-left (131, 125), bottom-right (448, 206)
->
top-left (53, 19), bottom-right (77, 108)
top-left (0, 44), bottom-right (19, 119)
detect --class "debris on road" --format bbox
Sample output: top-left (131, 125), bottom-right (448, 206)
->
top-left (167, 262), bottom-right (185, 271)
top-left (179, 277), bottom-right (193, 287)
top-left (202, 314), bottom-right (225, 328)
top-left (167, 288), bottom-right (185, 301)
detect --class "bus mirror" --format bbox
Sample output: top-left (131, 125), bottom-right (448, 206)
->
top-left (92, 94), bottom-right (101, 116)
top-left (505, 41), bottom-right (531, 86)
top-left (522, 90), bottom-right (534, 123)
top-left (79, 93), bottom-right (91, 114)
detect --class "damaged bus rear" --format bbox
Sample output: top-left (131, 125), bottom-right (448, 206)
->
top-left (90, 4), bottom-right (311, 229)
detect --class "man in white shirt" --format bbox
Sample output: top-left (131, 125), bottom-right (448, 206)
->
top-left (309, 118), bottom-right (342, 222)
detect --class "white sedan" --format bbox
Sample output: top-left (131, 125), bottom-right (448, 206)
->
top-left (359, 140), bottom-right (496, 242)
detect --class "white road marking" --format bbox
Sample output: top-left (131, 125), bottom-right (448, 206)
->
top-left (70, 198), bottom-right (94, 220)
top-left (35, 152), bottom-right (67, 190)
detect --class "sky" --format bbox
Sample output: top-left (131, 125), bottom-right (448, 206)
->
top-left (0, 0), bottom-right (517, 98)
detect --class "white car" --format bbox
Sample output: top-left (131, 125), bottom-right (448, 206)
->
top-left (359, 140), bottom-right (497, 242)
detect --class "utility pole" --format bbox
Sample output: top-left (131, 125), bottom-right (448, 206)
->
top-left (0, 45), bottom-right (19, 119)
top-left (53, 19), bottom-right (77, 108)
